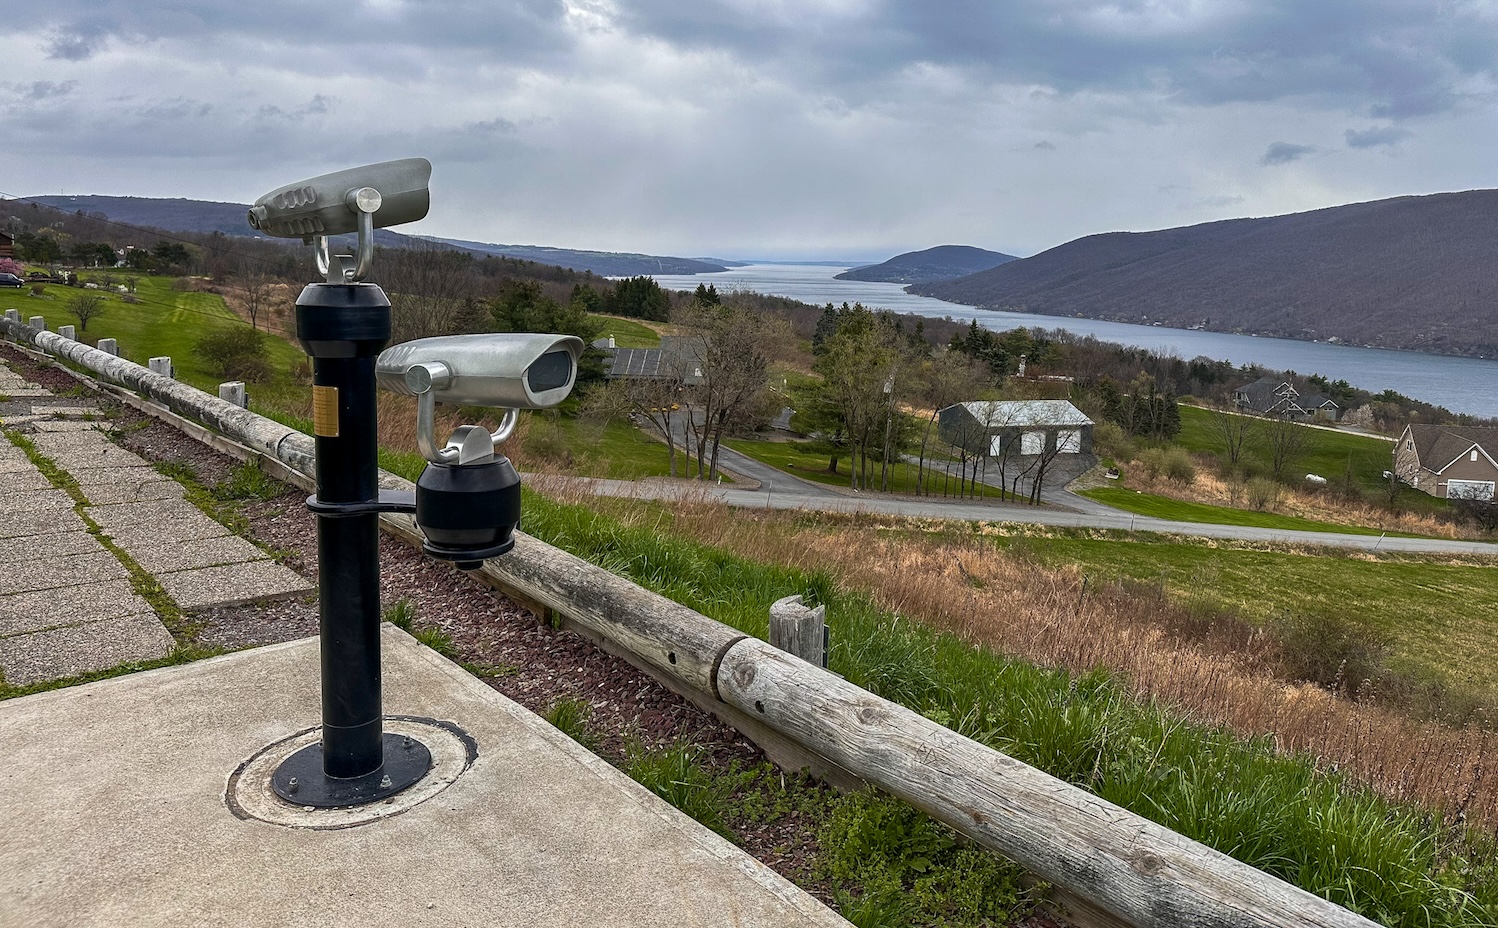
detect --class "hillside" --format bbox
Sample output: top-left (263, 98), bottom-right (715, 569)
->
top-left (836, 244), bottom-right (1017, 283)
top-left (914, 190), bottom-right (1498, 358)
top-left (419, 236), bottom-right (729, 276)
top-left (27, 195), bottom-right (731, 277)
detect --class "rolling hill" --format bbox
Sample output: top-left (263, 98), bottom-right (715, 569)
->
top-left (836, 244), bottom-right (1017, 283)
top-left (914, 190), bottom-right (1498, 358)
top-left (27, 195), bottom-right (731, 277)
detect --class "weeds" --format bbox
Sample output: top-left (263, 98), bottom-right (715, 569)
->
top-left (544, 697), bottom-right (599, 751)
top-left (624, 740), bottom-right (733, 839)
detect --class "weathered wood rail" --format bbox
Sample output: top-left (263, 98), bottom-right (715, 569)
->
top-left (1, 318), bottom-right (1381, 928)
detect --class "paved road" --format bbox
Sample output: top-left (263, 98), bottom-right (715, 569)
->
top-left (550, 474), bottom-right (1498, 557)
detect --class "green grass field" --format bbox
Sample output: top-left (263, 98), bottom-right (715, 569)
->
top-left (1079, 485), bottom-right (1409, 536)
top-left (724, 437), bottom-right (985, 495)
top-left (12, 277), bottom-right (305, 393)
top-left (995, 530), bottom-right (1498, 698)
top-left (588, 314), bottom-right (661, 348)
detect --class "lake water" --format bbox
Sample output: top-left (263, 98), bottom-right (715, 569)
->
top-left (651, 264), bottom-right (1498, 419)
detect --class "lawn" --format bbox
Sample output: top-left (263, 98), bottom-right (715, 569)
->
top-left (12, 276), bottom-right (305, 394)
top-left (589, 314), bottom-right (661, 348)
top-left (1080, 486), bottom-right (1402, 536)
top-left (997, 531), bottom-right (1498, 699)
top-left (724, 437), bottom-right (977, 494)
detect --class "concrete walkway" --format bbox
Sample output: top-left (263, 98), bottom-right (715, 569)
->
top-left (0, 363), bottom-right (311, 686)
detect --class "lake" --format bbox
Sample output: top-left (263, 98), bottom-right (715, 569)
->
top-left (650, 263), bottom-right (1498, 418)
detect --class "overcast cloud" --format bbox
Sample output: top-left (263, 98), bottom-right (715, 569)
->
top-left (3, 0), bottom-right (1495, 259)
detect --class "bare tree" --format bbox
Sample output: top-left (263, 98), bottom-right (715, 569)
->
top-left (915, 351), bottom-right (991, 495)
top-left (1262, 415), bottom-right (1311, 479)
top-left (586, 362), bottom-right (689, 477)
top-left (1210, 407), bottom-right (1259, 470)
top-left (675, 301), bottom-right (788, 480)
top-left (69, 293), bottom-right (106, 333)
top-left (379, 243), bottom-right (482, 343)
top-left (237, 261), bottom-right (274, 332)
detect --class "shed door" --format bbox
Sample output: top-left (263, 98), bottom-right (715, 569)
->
top-left (1447, 480), bottom-right (1496, 500)
top-left (1057, 429), bottom-right (1082, 453)
top-left (1021, 431), bottom-right (1044, 455)
top-left (989, 434), bottom-right (1003, 457)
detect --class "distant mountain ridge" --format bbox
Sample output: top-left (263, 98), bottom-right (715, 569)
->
top-left (417, 236), bottom-right (730, 276)
top-left (836, 244), bottom-right (1018, 284)
top-left (25, 195), bottom-right (732, 277)
top-left (914, 190), bottom-right (1498, 358)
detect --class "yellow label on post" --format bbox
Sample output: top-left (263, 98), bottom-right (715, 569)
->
top-left (312, 385), bottom-right (340, 438)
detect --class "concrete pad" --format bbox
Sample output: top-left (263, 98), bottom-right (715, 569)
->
top-left (32, 421), bottom-right (106, 433)
top-left (0, 487), bottom-right (75, 514)
top-left (157, 560), bottom-right (313, 610)
top-left (0, 550), bottom-right (127, 595)
top-left (0, 507), bottom-right (90, 540)
top-left (77, 478), bottom-right (185, 504)
top-left (0, 628), bottom-right (848, 928)
top-left (129, 534), bottom-right (267, 575)
top-left (0, 469), bottom-right (55, 491)
top-left (0, 388), bottom-right (53, 397)
top-left (89, 498), bottom-right (231, 545)
top-left (0, 612), bottom-right (174, 685)
top-left (0, 580), bottom-right (153, 637)
top-left (33, 405), bottom-right (102, 416)
top-left (68, 463), bottom-right (173, 485)
top-left (1, 530), bottom-right (105, 563)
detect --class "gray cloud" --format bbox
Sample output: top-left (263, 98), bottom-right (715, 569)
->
top-left (6, 81), bottom-right (78, 100)
top-left (1260, 142), bottom-right (1317, 165)
top-left (616, 0), bottom-right (1498, 119)
top-left (1346, 126), bottom-right (1412, 149)
top-left (44, 23), bottom-right (113, 60)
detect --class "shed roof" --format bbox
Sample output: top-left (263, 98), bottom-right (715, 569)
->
top-left (951, 400), bottom-right (1093, 428)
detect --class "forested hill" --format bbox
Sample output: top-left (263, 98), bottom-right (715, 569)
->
top-left (836, 244), bottom-right (1017, 283)
top-left (913, 189), bottom-right (1498, 358)
top-left (418, 236), bottom-right (729, 276)
top-left (27, 195), bottom-right (732, 277)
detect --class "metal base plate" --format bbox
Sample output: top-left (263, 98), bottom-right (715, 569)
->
top-left (270, 734), bottom-right (432, 808)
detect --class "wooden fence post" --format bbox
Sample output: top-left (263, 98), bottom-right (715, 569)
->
top-left (769, 594), bottom-right (827, 668)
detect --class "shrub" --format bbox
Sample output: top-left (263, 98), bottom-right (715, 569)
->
top-left (194, 326), bottom-right (270, 381)
top-left (1246, 476), bottom-right (1279, 511)
top-left (1272, 612), bottom-right (1390, 695)
top-left (1161, 447), bottom-right (1196, 484)
top-left (1091, 420), bottom-right (1134, 461)
top-left (1452, 499), bottom-right (1498, 534)
top-left (1135, 447), bottom-right (1166, 482)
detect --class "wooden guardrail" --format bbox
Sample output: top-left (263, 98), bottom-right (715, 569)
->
top-left (1, 319), bottom-right (1380, 928)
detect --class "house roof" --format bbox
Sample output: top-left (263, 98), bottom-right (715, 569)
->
top-left (950, 400), bottom-right (1093, 428)
top-left (1296, 393), bottom-right (1339, 410)
top-left (1405, 424), bottom-right (1498, 473)
top-left (605, 336), bottom-right (705, 384)
top-left (1234, 377), bottom-right (1297, 413)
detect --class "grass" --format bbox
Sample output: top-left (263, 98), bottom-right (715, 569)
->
top-left (998, 531), bottom-right (1498, 705)
top-left (518, 488), bottom-right (1498, 926)
top-left (17, 276), bottom-right (305, 395)
top-left (724, 437), bottom-right (966, 494)
top-left (1080, 485), bottom-right (1405, 536)
top-left (588, 313), bottom-right (661, 348)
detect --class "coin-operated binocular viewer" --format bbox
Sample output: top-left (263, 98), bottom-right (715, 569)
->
top-left (247, 158), bottom-right (579, 807)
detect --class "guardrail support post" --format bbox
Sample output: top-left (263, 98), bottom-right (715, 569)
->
top-left (769, 594), bottom-right (828, 668)
top-left (97, 337), bottom-right (118, 356)
top-left (148, 357), bottom-right (174, 378)
top-left (219, 381), bottom-right (248, 409)
top-left (58, 325), bottom-right (75, 340)
top-left (28, 316), bottom-right (45, 331)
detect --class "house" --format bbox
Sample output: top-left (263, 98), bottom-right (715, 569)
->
top-left (604, 336), bottom-right (704, 386)
top-left (1233, 376), bottom-right (1341, 421)
top-left (1394, 424), bottom-right (1498, 500)
top-left (938, 400), bottom-right (1094, 459)
top-left (0, 231), bottom-right (13, 259)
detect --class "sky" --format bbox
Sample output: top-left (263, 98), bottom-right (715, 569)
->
top-left (3, 0), bottom-right (1496, 262)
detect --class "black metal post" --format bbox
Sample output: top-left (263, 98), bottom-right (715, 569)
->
top-left (270, 282), bottom-right (429, 807)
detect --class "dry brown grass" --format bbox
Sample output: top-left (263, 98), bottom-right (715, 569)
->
top-left (1116, 460), bottom-right (1478, 539)
top-left (534, 481), bottom-right (1498, 825)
